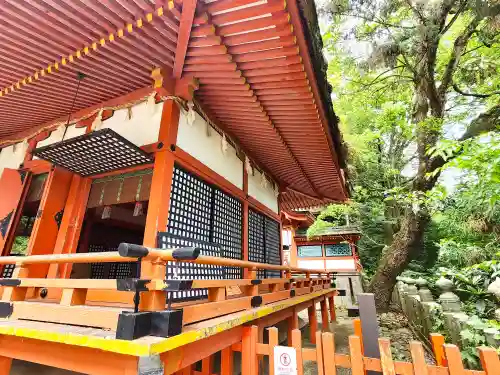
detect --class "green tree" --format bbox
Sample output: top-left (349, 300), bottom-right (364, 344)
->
top-left (322, 0), bottom-right (500, 309)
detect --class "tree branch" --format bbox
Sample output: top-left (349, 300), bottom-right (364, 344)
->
top-left (441, 0), bottom-right (468, 35)
top-left (438, 16), bottom-right (483, 99)
top-left (422, 103), bottom-right (500, 188)
top-left (333, 11), bottom-right (416, 29)
top-left (404, 0), bottom-right (426, 23)
top-left (453, 83), bottom-right (500, 98)
top-left (459, 103), bottom-right (500, 141)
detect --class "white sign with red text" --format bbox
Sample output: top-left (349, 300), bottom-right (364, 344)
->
top-left (274, 346), bottom-right (298, 375)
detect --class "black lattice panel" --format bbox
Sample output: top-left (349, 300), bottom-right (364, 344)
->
top-left (213, 189), bottom-right (243, 279)
top-left (1, 264), bottom-right (16, 278)
top-left (248, 209), bottom-right (266, 278)
top-left (167, 166), bottom-right (212, 241)
top-left (265, 217), bottom-right (281, 278)
top-left (32, 129), bottom-right (153, 177)
top-left (88, 244), bottom-right (135, 279)
top-left (89, 244), bottom-right (108, 279)
top-left (158, 233), bottom-right (223, 302)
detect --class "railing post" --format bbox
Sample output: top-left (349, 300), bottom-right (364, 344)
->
top-left (287, 308), bottom-right (299, 346)
top-left (429, 333), bottom-right (446, 367)
top-left (308, 299), bottom-right (318, 344)
top-left (320, 297), bottom-right (329, 332)
top-left (242, 325), bottom-right (258, 375)
top-left (246, 267), bottom-right (258, 296)
top-left (139, 258), bottom-right (167, 311)
top-left (328, 294), bottom-right (336, 322)
top-left (291, 329), bottom-right (304, 375)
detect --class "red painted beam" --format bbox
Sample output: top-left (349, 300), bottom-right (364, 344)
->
top-left (239, 56), bottom-right (302, 71)
top-left (217, 13), bottom-right (290, 36)
top-left (211, 1), bottom-right (286, 26)
top-left (199, 84), bottom-right (250, 91)
top-left (205, 0), bottom-right (257, 13)
top-left (184, 62), bottom-right (237, 71)
top-left (197, 77), bottom-right (246, 85)
top-left (223, 25), bottom-right (293, 46)
top-left (191, 24), bottom-right (215, 37)
top-left (185, 55), bottom-right (232, 64)
top-left (233, 47), bottom-right (300, 63)
top-left (257, 92), bottom-right (314, 100)
top-left (228, 37), bottom-right (296, 55)
top-left (189, 35), bottom-right (221, 47)
top-left (246, 72), bottom-right (307, 84)
top-left (243, 64), bottom-right (304, 77)
top-left (254, 87), bottom-right (311, 96)
top-left (173, 0), bottom-right (197, 78)
top-left (251, 80), bottom-right (309, 89)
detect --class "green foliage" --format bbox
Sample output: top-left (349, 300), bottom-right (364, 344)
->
top-left (318, 0), bottom-right (500, 299)
top-left (11, 236), bottom-right (29, 255)
top-left (459, 315), bottom-right (488, 369)
top-left (440, 258), bottom-right (500, 319)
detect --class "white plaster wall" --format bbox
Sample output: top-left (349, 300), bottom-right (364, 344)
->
top-left (103, 101), bottom-right (163, 147)
top-left (35, 124), bottom-right (86, 150)
top-left (63, 124), bottom-right (86, 140)
top-left (35, 126), bottom-right (64, 149)
top-left (0, 142), bottom-right (28, 178)
top-left (297, 259), bottom-right (324, 270)
top-left (325, 259), bottom-right (356, 270)
top-left (176, 110), bottom-right (243, 189)
top-left (248, 168), bottom-right (279, 213)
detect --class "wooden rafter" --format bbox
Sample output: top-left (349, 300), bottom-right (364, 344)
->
top-left (189, 4), bottom-right (323, 199)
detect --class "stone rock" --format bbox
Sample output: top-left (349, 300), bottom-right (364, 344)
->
top-left (495, 308), bottom-right (500, 321)
top-left (487, 278), bottom-right (500, 298)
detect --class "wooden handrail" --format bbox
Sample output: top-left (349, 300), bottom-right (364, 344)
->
top-left (0, 252), bottom-right (139, 265)
top-left (0, 243), bottom-right (335, 275)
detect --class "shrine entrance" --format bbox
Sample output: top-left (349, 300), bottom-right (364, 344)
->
top-left (70, 169), bottom-right (152, 280)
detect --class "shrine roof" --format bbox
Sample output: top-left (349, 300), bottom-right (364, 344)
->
top-left (0, 0), bottom-right (348, 207)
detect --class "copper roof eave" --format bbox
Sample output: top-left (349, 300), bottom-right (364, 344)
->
top-left (0, 0), bottom-right (348, 210)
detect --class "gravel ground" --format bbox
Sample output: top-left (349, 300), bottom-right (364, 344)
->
top-left (377, 311), bottom-right (436, 364)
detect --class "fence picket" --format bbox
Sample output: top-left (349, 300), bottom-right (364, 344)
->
top-left (349, 335), bottom-right (365, 375)
top-left (443, 344), bottom-right (465, 374)
top-left (316, 331), bottom-right (325, 375)
top-left (478, 347), bottom-right (499, 375)
top-left (239, 324), bottom-right (495, 375)
top-left (379, 338), bottom-right (396, 375)
top-left (291, 329), bottom-right (304, 375)
top-left (268, 327), bottom-right (278, 375)
top-left (353, 318), bottom-right (364, 353)
top-left (409, 341), bottom-right (428, 375)
top-left (429, 333), bottom-right (446, 367)
top-left (321, 332), bottom-right (337, 375)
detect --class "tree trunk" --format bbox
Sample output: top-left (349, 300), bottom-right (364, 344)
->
top-left (366, 210), bottom-right (430, 310)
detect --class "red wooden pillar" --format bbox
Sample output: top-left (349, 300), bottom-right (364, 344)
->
top-left (47, 175), bottom-right (92, 279)
top-left (242, 326), bottom-right (258, 375)
top-left (242, 166), bottom-right (249, 277)
top-left (141, 99), bottom-right (180, 311)
top-left (308, 300), bottom-right (318, 344)
top-left (27, 167), bottom-right (73, 278)
top-left (287, 308), bottom-right (299, 346)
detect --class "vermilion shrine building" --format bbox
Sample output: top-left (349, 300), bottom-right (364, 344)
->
top-left (0, 1), bottom-right (350, 373)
